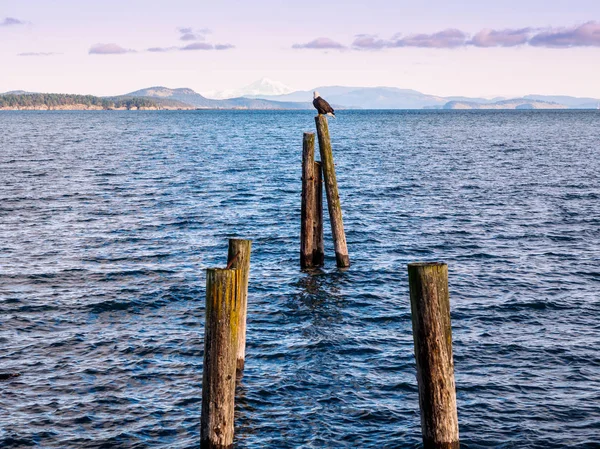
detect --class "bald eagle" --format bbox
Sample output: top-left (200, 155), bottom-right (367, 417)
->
top-left (313, 91), bottom-right (335, 117)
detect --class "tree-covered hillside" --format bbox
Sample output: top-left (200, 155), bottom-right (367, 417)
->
top-left (0, 93), bottom-right (166, 109)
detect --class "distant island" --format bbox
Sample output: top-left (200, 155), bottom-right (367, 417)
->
top-left (1, 82), bottom-right (599, 111)
top-left (0, 93), bottom-right (189, 111)
top-left (431, 99), bottom-right (568, 110)
top-left (0, 88), bottom-right (309, 111)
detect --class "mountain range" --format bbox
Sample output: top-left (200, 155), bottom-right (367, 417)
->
top-left (125, 86), bottom-right (307, 110)
top-left (2, 82), bottom-right (599, 110)
top-left (126, 84), bottom-right (599, 110)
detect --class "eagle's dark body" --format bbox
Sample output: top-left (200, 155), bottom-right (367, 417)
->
top-left (313, 96), bottom-right (335, 116)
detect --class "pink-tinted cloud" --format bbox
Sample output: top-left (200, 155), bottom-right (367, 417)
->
top-left (180, 33), bottom-right (198, 41)
top-left (145, 28), bottom-right (233, 52)
top-left (470, 28), bottom-right (532, 47)
top-left (147, 46), bottom-right (178, 52)
top-left (529, 21), bottom-right (600, 47)
top-left (18, 52), bottom-right (60, 56)
top-left (177, 27), bottom-right (211, 41)
top-left (351, 23), bottom-right (600, 50)
top-left (292, 37), bottom-right (346, 50)
top-left (396, 29), bottom-right (467, 48)
top-left (353, 29), bottom-right (467, 49)
top-left (1, 17), bottom-right (25, 26)
top-left (352, 34), bottom-right (388, 50)
top-left (215, 43), bottom-right (235, 50)
top-left (181, 42), bottom-right (214, 51)
top-left (89, 43), bottom-right (135, 55)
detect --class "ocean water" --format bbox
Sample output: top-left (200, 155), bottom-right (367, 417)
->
top-left (0, 110), bottom-right (599, 449)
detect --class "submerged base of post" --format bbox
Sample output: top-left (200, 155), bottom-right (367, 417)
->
top-left (423, 439), bottom-right (460, 449)
top-left (335, 252), bottom-right (350, 267)
top-left (201, 442), bottom-right (233, 449)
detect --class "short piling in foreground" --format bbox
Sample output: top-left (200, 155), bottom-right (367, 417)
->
top-left (314, 115), bottom-right (349, 268)
top-left (407, 262), bottom-right (459, 449)
top-left (201, 268), bottom-right (242, 449)
top-left (227, 239), bottom-right (252, 372)
top-left (301, 132), bottom-right (324, 269)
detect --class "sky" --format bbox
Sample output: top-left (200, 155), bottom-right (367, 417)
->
top-left (1, 0), bottom-right (600, 98)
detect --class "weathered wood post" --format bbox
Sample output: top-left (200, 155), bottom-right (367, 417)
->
top-left (201, 268), bottom-right (242, 449)
top-left (301, 132), bottom-right (317, 269)
top-left (301, 133), bottom-right (325, 268)
top-left (227, 239), bottom-right (252, 373)
top-left (407, 262), bottom-right (459, 449)
top-left (314, 115), bottom-right (350, 268)
top-left (313, 161), bottom-right (325, 266)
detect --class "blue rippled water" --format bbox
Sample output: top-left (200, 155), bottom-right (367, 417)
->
top-left (1, 110), bottom-right (599, 448)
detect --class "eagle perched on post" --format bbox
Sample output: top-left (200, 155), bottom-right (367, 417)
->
top-left (313, 91), bottom-right (335, 117)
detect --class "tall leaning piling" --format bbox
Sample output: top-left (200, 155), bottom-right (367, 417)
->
top-left (314, 115), bottom-right (350, 268)
top-left (407, 262), bottom-right (459, 449)
top-left (201, 268), bottom-right (242, 449)
top-left (227, 238), bottom-right (252, 373)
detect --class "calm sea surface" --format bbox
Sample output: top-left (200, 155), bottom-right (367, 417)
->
top-left (1, 110), bottom-right (599, 448)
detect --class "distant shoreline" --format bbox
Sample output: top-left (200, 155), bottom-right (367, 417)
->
top-left (2, 107), bottom-right (596, 112)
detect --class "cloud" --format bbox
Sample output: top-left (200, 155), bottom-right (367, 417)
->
top-left (397, 29), bottom-right (468, 48)
top-left (89, 28), bottom-right (233, 55)
top-left (18, 52), bottom-right (60, 56)
top-left (1, 17), bottom-right (25, 26)
top-left (470, 28), bottom-right (532, 47)
top-left (147, 43), bottom-right (233, 52)
top-left (89, 43), bottom-right (135, 55)
top-left (145, 27), bottom-right (233, 51)
top-left (352, 34), bottom-right (388, 50)
top-left (292, 37), bottom-right (346, 50)
top-left (353, 29), bottom-right (467, 49)
top-left (350, 23), bottom-right (600, 50)
top-left (529, 21), bottom-right (600, 47)
top-left (147, 46), bottom-right (178, 52)
top-left (181, 42), bottom-right (214, 51)
top-left (178, 27), bottom-right (211, 41)
top-left (180, 33), bottom-right (199, 41)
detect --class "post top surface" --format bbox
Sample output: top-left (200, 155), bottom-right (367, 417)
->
top-left (407, 262), bottom-right (447, 268)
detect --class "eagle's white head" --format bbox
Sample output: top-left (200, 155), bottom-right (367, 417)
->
top-left (313, 91), bottom-right (320, 99)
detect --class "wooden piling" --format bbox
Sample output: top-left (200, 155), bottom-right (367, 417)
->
top-left (201, 268), bottom-right (242, 449)
top-left (314, 115), bottom-right (349, 268)
top-left (227, 239), bottom-right (252, 372)
top-left (407, 262), bottom-right (459, 449)
top-left (313, 161), bottom-right (325, 266)
top-left (301, 132), bottom-right (317, 269)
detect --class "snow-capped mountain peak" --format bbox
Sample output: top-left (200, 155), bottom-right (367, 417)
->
top-left (202, 78), bottom-right (293, 99)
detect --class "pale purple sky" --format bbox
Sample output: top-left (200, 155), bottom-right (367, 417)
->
top-left (2, 0), bottom-right (600, 97)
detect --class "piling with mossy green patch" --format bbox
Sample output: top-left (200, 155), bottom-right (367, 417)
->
top-left (201, 268), bottom-right (242, 449)
top-left (227, 239), bottom-right (252, 373)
